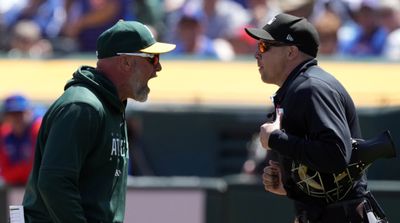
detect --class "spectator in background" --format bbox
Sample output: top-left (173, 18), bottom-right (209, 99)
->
top-left (7, 19), bottom-right (53, 58)
top-left (131, 0), bottom-right (167, 42)
top-left (0, 94), bottom-right (42, 186)
top-left (312, 0), bottom-right (354, 24)
top-left (0, 0), bottom-right (64, 54)
top-left (338, 0), bottom-right (388, 57)
top-left (227, 27), bottom-right (257, 55)
top-left (182, 0), bottom-right (250, 40)
top-left (11, 0), bottom-right (66, 38)
top-left (278, 0), bottom-right (316, 19)
top-left (232, 0), bottom-right (248, 8)
top-left (226, 0), bottom-right (280, 55)
top-left (60, 0), bottom-right (125, 52)
top-left (313, 10), bottom-right (341, 55)
top-left (378, 0), bottom-right (400, 60)
top-left (245, 0), bottom-right (281, 28)
top-left (171, 7), bottom-right (235, 60)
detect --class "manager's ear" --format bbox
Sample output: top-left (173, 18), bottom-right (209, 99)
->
top-left (120, 55), bottom-right (134, 72)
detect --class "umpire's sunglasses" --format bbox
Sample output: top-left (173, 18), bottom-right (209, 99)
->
top-left (258, 41), bottom-right (293, 53)
top-left (117, 52), bottom-right (160, 65)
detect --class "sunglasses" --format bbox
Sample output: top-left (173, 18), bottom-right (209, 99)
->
top-left (258, 41), bottom-right (292, 53)
top-left (117, 52), bottom-right (160, 65)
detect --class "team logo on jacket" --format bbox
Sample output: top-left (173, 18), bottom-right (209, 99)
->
top-left (110, 133), bottom-right (128, 158)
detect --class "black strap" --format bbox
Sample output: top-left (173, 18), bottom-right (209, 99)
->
top-left (364, 191), bottom-right (388, 222)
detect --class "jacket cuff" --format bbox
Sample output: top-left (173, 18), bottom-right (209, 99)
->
top-left (269, 129), bottom-right (295, 158)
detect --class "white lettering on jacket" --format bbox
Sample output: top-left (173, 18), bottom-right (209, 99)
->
top-left (110, 133), bottom-right (128, 158)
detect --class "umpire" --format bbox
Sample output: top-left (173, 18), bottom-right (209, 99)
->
top-left (245, 13), bottom-right (386, 223)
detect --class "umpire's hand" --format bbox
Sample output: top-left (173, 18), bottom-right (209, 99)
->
top-left (263, 160), bottom-right (287, 195)
top-left (259, 109), bottom-right (283, 150)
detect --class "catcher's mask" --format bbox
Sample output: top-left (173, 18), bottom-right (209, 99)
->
top-left (291, 131), bottom-right (396, 203)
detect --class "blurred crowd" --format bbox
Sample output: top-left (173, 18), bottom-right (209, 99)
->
top-left (1, 0), bottom-right (400, 60)
top-left (0, 94), bottom-right (44, 186)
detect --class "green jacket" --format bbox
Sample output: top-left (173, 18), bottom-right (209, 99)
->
top-left (23, 66), bottom-right (129, 223)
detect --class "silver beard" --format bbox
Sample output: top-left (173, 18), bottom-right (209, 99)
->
top-left (134, 83), bottom-right (150, 102)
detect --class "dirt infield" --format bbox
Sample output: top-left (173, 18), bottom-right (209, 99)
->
top-left (1, 59), bottom-right (399, 107)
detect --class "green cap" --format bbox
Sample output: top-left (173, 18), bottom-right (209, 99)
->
top-left (96, 20), bottom-right (176, 59)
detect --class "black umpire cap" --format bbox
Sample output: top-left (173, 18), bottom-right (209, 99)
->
top-left (245, 13), bottom-right (320, 58)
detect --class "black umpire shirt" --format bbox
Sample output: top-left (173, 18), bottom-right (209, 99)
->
top-left (266, 59), bottom-right (367, 217)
